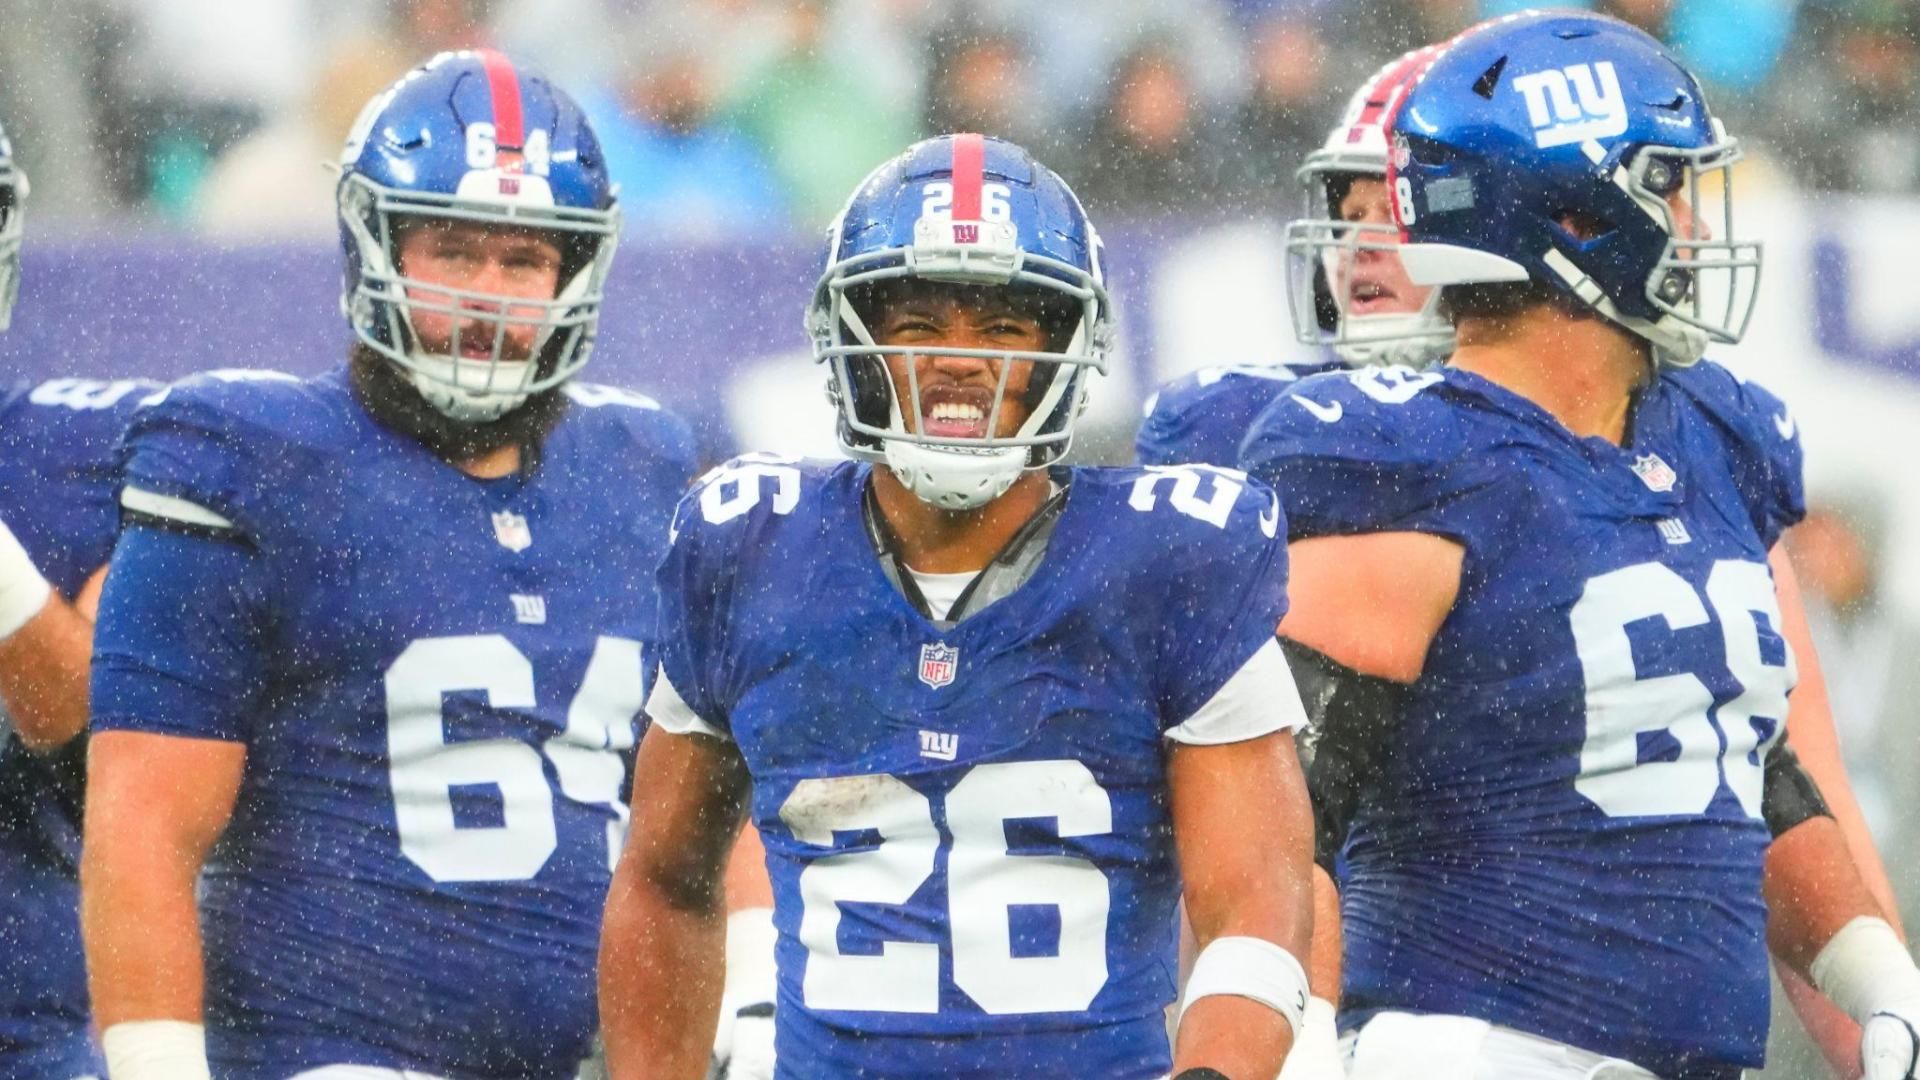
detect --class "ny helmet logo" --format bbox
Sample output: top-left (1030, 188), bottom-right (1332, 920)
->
top-left (1511, 62), bottom-right (1627, 149)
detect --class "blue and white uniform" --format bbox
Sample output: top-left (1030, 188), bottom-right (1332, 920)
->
top-left (1135, 360), bottom-right (1346, 468)
top-left (1241, 362), bottom-right (1805, 1078)
top-left (0, 377), bottom-right (158, 1080)
top-left (91, 368), bottom-right (695, 1080)
top-left (648, 457), bottom-right (1299, 1080)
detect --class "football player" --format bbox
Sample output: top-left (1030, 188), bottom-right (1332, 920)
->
top-left (0, 120), bottom-right (161, 1080)
top-left (599, 134), bottom-right (1316, 1080)
top-left (83, 51), bottom-right (697, 1080)
top-left (1134, 46), bottom-right (1453, 470)
top-left (1241, 12), bottom-right (1920, 1078)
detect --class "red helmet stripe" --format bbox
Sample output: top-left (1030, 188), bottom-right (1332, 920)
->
top-left (477, 48), bottom-right (525, 149)
top-left (950, 133), bottom-right (986, 220)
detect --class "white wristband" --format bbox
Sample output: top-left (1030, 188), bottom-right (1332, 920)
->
top-left (724, 906), bottom-right (778, 1007)
top-left (1179, 935), bottom-right (1310, 1038)
top-left (1810, 916), bottom-right (1920, 1023)
top-left (102, 1020), bottom-right (214, 1080)
top-left (0, 517), bottom-right (50, 642)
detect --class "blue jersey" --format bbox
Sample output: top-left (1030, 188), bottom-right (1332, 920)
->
top-left (1241, 362), bottom-right (1805, 1077)
top-left (0, 376), bottom-right (158, 1080)
top-left (1134, 359), bottom-right (1346, 467)
top-left (651, 458), bottom-right (1292, 1080)
top-left (91, 368), bottom-right (697, 1080)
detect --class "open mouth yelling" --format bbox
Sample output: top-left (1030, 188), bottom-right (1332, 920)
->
top-left (1348, 279), bottom-right (1400, 316)
top-left (919, 385), bottom-right (995, 439)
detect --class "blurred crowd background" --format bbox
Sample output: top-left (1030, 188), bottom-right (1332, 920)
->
top-left (0, 0), bottom-right (1916, 238)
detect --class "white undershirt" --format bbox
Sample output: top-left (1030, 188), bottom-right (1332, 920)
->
top-left (904, 568), bottom-right (977, 622)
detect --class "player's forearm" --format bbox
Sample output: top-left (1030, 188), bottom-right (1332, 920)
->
top-left (0, 594), bottom-right (93, 750)
top-left (1772, 544), bottom-right (1903, 934)
top-left (1765, 816), bottom-right (1887, 979)
top-left (1174, 994), bottom-right (1295, 1077)
top-left (598, 868), bottom-right (727, 1080)
top-left (80, 829), bottom-right (209, 1026)
top-left (1307, 865), bottom-right (1341, 1000)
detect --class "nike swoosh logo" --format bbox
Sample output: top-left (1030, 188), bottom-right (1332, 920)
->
top-left (1292, 395), bottom-right (1343, 423)
top-left (1259, 494), bottom-right (1281, 539)
top-left (1774, 410), bottom-right (1796, 441)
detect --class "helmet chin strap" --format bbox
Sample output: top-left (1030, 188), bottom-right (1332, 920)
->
top-left (882, 440), bottom-right (1028, 511)
top-left (1333, 311), bottom-right (1453, 367)
top-left (405, 357), bottom-right (534, 422)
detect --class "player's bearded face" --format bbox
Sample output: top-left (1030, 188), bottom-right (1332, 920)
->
top-left (394, 221), bottom-right (565, 367)
top-left (1333, 177), bottom-right (1433, 320)
top-left (871, 289), bottom-right (1051, 442)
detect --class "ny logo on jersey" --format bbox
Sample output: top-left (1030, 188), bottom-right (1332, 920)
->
top-left (1657, 518), bottom-right (1692, 546)
top-left (511, 594), bottom-right (547, 624)
top-left (918, 730), bottom-right (959, 761)
top-left (1511, 61), bottom-right (1627, 149)
top-left (1631, 452), bottom-right (1678, 493)
top-left (492, 510), bottom-right (532, 552)
top-left (918, 642), bottom-right (959, 689)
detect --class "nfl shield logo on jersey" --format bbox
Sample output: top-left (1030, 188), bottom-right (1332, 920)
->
top-left (491, 510), bottom-right (532, 552)
top-left (918, 642), bottom-right (959, 689)
top-left (1631, 453), bottom-right (1678, 493)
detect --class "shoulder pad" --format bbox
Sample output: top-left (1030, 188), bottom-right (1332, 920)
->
top-left (673, 453), bottom-right (844, 541)
top-left (120, 369), bottom-right (350, 533)
top-left (1240, 366), bottom-right (1470, 540)
top-left (1137, 362), bottom-right (1333, 468)
top-left (1661, 359), bottom-right (1805, 546)
top-left (1100, 463), bottom-right (1284, 551)
top-left (557, 381), bottom-right (699, 488)
top-left (135, 369), bottom-right (341, 443)
top-left (2, 377), bottom-right (164, 464)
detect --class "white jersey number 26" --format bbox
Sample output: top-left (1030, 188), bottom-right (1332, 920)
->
top-left (384, 634), bottom-right (642, 882)
top-left (780, 760), bottom-right (1113, 1015)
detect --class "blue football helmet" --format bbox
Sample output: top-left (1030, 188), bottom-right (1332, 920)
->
top-left (337, 49), bottom-right (619, 421)
top-left (808, 133), bottom-right (1112, 510)
top-left (0, 120), bottom-right (28, 332)
top-left (1387, 10), bottom-right (1760, 364)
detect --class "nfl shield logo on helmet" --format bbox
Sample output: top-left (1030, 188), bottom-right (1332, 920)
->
top-left (1630, 453), bottom-right (1678, 493)
top-left (491, 510), bottom-right (533, 552)
top-left (918, 642), bottom-right (959, 690)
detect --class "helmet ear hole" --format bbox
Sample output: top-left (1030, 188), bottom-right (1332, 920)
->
top-left (1555, 209), bottom-right (1615, 244)
top-left (850, 355), bottom-right (894, 431)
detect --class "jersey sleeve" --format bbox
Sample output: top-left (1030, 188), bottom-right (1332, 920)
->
top-left (1145, 468), bottom-right (1300, 742)
top-left (1135, 364), bottom-right (1323, 468)
top-left (115, 371), bottom-right (309, 537)
top-left (92, 374), bottom-right (308, 741)
top-left (563, 380), bottom-right (702, 491)
top-left (644, 458), bottom-right (781, 741)
top-left (1237, 368), bottom-right (1477, 542)
top-left (1668, 361), bottom-right (1805, 549)
top-left (0, 378), bottom-right (162, 596)
top-left (90, 523), bottom-right (274, 742)
top-left (1136, 373), bottom-right (1230, 467)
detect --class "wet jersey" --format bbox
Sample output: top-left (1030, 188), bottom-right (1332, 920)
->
top-left (650, 457), bottom-right (1296, 1080)
top-left (0, 377), bottom-right (158, 1079)
top-left (1134, 359), bottom-right (1346, 467)
top-left (1240, 362), bottom-right (1805, 1077)
top-left (91, 368), bottom-right (697, 1080)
